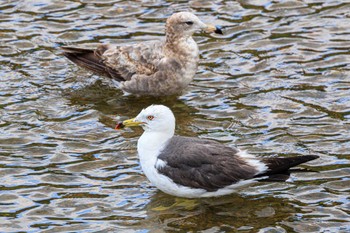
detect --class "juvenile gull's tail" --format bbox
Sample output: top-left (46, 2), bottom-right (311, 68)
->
top-left (61, 46), bottom-right (123, 81)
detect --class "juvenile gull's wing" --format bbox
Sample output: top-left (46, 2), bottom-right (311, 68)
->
top-left (157, 136), bottom-right (259, 192)
top-left (62, 40), bottom-right (187, 96)
top-left (101, 40), bottom-right (166, 80)
top-left (62, 40), bottom-right (166, 82)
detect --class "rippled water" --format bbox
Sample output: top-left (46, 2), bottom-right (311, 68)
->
top-left (1, 0), bottom-right (350, 232)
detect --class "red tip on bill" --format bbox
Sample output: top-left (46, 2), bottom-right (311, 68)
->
top-left (115, 122), bottom-right (125, 130)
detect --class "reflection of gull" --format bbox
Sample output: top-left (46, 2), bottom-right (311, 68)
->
top-left (62, 12), bottom-right (222, 96)
top-left (116, 105), bottom-right (319, 198)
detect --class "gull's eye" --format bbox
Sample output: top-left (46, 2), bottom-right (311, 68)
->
top-left (147, 115), bottom-right (154, 121)
top-left (185, 21), bottom-right (194, 25)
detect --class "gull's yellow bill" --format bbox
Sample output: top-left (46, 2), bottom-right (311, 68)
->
top-left (115, 118), bottom-right (144, 130)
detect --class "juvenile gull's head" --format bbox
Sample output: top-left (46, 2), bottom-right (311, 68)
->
top-left (165, 12), bottom-right (222, 39)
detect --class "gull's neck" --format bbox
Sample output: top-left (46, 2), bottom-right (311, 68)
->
top-left (164, 29), bottom-right (199, 61)
top-left (136, 130), bottom-right (174, 193)
top-left (137, 130), bottom-right (173, 182)
top-left (164, 31), bottom-right (199, 86)
top-left (137, 130), bottom-right (174, 162)
top-left (138, 130), bottom-right (174, 149)
top-left (165, 37), bottom-right (198, 56)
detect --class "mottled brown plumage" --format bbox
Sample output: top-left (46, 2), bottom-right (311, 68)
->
top-left (62, 12), bottom-right (223, 96)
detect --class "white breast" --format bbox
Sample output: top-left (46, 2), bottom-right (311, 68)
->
top-left (137, 132), bottom-right (206, 197)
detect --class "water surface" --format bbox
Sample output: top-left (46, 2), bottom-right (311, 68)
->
top-left (0, 0), bottom-right (349, 232)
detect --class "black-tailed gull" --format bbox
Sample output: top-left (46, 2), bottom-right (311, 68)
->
top-left (115, 105), bottom-right (319, 198)
top-left (62, 12), bottom-right (223, 96)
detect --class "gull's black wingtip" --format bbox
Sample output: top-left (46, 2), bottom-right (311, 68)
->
top-left (304, 155), bottom-right (320, 161)
top-left (257, 154), bottom-right (320, 179)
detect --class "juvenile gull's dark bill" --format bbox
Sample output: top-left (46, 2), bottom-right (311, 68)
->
top-left (62, 12), bottom-right (223, 96)
top-left (115, 105), bottom-right (319, 198)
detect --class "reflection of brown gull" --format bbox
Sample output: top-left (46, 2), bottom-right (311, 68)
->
top-left (116, 105), bottom-right (319, 198)
top-left (62, 12), bottom-right (222, 96)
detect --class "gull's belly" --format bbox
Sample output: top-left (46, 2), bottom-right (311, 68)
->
top-left (137, 136), bottom-right (254, 198)
top-left (141, 163), bottom-right (205, 198)
top-left (140, 157), bottom-right (252, 198)
top-left (139, 154), bottom-right (204, 198)
top-left (143, 165), bottom-right (255, 198)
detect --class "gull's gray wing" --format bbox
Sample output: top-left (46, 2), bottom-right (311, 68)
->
top-left (156, 136), bottom-right (259, 192)
top-left (157, 136), bottom-right (320, 191)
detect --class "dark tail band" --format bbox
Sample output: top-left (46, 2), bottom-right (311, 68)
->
top-left (61, 46), bottom-right (123, 81)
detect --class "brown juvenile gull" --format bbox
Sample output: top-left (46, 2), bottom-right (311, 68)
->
top-left (115, 105), bottom-right (319, 198)
top-left (61, 12), bottom-right (223, 96)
